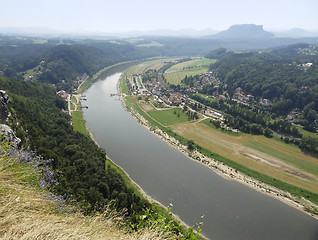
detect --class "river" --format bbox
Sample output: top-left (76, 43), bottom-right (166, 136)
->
top-left (82, 68), bottom-right (318, 240)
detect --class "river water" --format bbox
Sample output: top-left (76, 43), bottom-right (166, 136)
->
top-left (82, 68), bottom-right (318, 240)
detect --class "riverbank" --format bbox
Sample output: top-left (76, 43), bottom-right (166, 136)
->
top-left (73, 64), bottom-right (207, 239)
top-left (84, 115), bottom-right (201, 237)
top-left (118, 77), bottom-right (318, 221)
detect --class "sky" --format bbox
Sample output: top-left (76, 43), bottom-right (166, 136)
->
top-left (1, 0), bottom-right (318, 33)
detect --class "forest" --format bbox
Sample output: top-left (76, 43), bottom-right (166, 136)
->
top-left (0, 76), bottom-right (151, 219)
top-left (0, 37), bottom-right (155, 91)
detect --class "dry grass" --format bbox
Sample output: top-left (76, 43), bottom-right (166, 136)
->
top-left (0, 146), bottom-right (176, 240)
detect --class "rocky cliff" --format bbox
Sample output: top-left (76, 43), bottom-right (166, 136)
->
top-left (0, 90), bottom-right (21, 148)
top-left (0, 90), bottom-right (11, 123)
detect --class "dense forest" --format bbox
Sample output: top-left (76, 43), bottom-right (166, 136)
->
top-left (0, 76), bottom-right (150, 218)
top-left (0, 37), bottom-right (155, 91)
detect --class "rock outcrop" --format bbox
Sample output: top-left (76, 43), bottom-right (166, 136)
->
top-left (0, 124), bottom-right (21, 148)
top-left (0, 90), bottom-right (11, 123)
top-left (0, 90), bottom-right (21, 148)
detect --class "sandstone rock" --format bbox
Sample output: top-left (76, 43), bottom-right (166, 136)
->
top-left (0, 124), bottom-right (21, 148)
top-left (0, 90), bottom-right (11, 123)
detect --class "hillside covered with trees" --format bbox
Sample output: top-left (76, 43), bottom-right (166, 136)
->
top-left (0, 37), bottom-right (155, 91)
top-left (203, 44), bottom-right (318, 152)
top-left (0, 76), bottom-right (152, 217)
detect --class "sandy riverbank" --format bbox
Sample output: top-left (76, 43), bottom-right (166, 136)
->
top-left (118, 84), bottom-right (318, 221)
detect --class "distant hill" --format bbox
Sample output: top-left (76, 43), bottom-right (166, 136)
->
top-left (207, 24), bottom-right (274, 39)
top-left (273, 28), bottom-right (318, 38)
top-left (112, 28), bottom-right (219, 38)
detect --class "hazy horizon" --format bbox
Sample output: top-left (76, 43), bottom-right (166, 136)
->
top-left (1, 0), bottom-right (318, 34)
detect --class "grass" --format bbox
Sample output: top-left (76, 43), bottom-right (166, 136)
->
top-left (23, 64), bottom-right (43, 81)
top-left (124, 58), bottom-right (178, 77)
top-left (137, 41), bottom-right (165, 48)
top-left (147, 108), bottom-right (190, 126)
top-left (33, 39), bottom-right (48, 44)
top-left (201, 118), bottom-right (243, 136)
top-left (71, 96), bottom-right (78, 104)
top-left (164, 58), bottom-right (216, 85)
top-left (71, 111), bottom-right (89, 136)
top-left (193, 93), bottom-right (218, 103)
top-left (70, 103), bottom-right (75, 111)
top-left (246, 140), bottom-right (318, 176)
top-left (119, 73), bottom-right (129, 94)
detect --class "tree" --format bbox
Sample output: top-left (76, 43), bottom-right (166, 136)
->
top-left (187, 140), bottom-right (195, 151)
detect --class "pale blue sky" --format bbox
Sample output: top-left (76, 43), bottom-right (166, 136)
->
top-left (1, 0), bottom-right (317, 33)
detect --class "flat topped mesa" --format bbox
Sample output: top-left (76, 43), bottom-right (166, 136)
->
top-left (209, 24), bottom-right (274, 39)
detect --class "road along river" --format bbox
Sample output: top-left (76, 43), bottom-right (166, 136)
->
top-left (82, 68), bottom-right (318, 240)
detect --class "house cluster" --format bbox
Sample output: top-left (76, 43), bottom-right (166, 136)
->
top-left (299, 62), bottom-right (313, 68)
top-left (287, 110), bottom-right (300, 121)
top-left (143, 79), bottom-right (185, 107)
top-left (232, 87), bottom-right (254, 104)
top-left (259, 98), bottom-right (272, 107)
top-left (73, 73), bottom-right (88, 89)
top-left (143, 80), bottom-right (162, 96)
top-left (161, 92), bottom-right (183, 106)
top-left (202, 72), bottom-right (220, 85)
top-left (56, 90), bottom-right (68, 101)
top-left (128, 75), bottom-right (148, 95)
top-left (182, 72), bottom-right (220, 93)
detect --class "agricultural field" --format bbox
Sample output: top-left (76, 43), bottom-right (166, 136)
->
top-left (137, 41), bottom-right (165, 48)
top-left (172, 119), bottom-right (318, 193)
top-left (164, 58), bottom-right (217, 85)
top-left (33, 39), bottom-right (48, 44)
top-left (124, 58), bottom-right (176, 76)
top-left (147, 108), bottom-right (190, 126)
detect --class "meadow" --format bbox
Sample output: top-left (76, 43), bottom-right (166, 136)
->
top-left (147, 108), bottom-right (190, 126)
top-left (164, 58), bottom-right (216, 85)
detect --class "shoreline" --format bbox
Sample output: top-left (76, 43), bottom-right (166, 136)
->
top-left (79, 92), bottom-right (201, 238)
top-left (117, 76), bottom-right (318, 221)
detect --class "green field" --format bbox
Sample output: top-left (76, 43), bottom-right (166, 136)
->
top-left (137, 41), bottom-right (165, 48)
top-left (71, 96), bottom-right (78, 104)
top-left (33, 39), bottom-right (48, 44)
top-left (246, 139), bottom-right (318, 176)
top-left (193, 93), bottom-right (219, 103)
top-left (164, 58), bottom-right (217, 85)
top-left (71, 111), bottom-right (89, 136)
top-left (147, 108), bottom-right (190, 126)
top-left (124, 58), bottom-right (176, 77)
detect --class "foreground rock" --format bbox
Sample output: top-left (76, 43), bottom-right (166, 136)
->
top-left (0, 124), bottom-right (21, 148)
